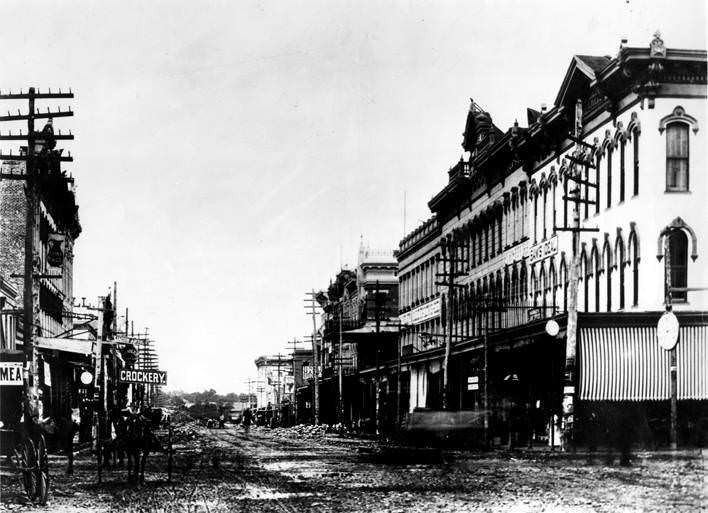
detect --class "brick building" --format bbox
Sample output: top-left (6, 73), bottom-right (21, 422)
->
top-left (0, 139), bottom-right (83, 419)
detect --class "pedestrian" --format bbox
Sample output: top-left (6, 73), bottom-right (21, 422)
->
top-left (242, 407), bottom-right (253, 435)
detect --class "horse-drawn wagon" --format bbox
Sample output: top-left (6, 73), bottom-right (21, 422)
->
top-left (0, 350), bottom-right (50, 505)
top-left (94, 405), bottom-right (174, 484)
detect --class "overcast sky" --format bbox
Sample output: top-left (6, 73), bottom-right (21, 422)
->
top-left (2, 0), bottom-right (705, 393)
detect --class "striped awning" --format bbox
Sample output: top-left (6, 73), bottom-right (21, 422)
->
top-left (579, 325), bottom-right (708, 401)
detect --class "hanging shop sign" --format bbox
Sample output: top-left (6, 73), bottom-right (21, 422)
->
top-left (467, 375), bottom-right (479, 391)
top-left (400, 297), bottom-right (441, 326)
top-left (0, 362), bottom-right (23, 385)
top-left (47, 233), bottom-right (66, 268)
top-left (528, 235), bottom-right (558, 265)
top-left (119, 369), bottom-right (167, 385)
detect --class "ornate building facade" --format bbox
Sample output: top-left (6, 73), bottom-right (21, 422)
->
top-left (397, 34), bottom-right (707, 447)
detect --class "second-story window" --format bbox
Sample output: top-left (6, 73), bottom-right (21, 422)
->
top-left (666, 123), bottom-right (689, 191)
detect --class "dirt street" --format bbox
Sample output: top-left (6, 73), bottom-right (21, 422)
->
top-left (1, 424), bottom-right (706, 512)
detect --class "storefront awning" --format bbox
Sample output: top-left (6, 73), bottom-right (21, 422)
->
top-left (579, 325), bottom-right (708, 401)
top-left (36, 336), bottom-right (93, 356)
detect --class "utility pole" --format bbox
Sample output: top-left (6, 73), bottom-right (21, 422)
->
top-left (304, 291), bottom-right (321, 424)
top-left (557, 99), bottom-right (599, 450)
top-left (0, 88), bottom-right (74, 425)
top-left (664, 235), bottom-right (678, 450)
top-left (287, 338), bottom-right (301, 422)
top-left (337, 301), bottom-right (344, 425)
top-left (436, 236), bottom-right (466, 410)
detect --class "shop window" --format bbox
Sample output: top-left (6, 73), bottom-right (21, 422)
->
top-left (666, 123), bottom-right (689, 191)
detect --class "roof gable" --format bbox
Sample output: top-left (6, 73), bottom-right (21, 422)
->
top-left (554, 55), bottom-right (611, 108)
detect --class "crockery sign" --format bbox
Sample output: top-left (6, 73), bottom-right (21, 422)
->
top-left (0, 362), bottom-right (23, 385)
top-left (119, 369), bottom-right (167, 385)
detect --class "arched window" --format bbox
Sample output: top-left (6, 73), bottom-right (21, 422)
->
top-left (533, 192), bottom-right (539, 243)
top-left (666, 122), bottom-right (689, 191)
top-left (581, 248), bottom-right (589, 312)
top-left (539, 264), bottom-right (547, 311)
top-left (590, 241), bottom-right (602, 312)
top-left (497, 211), bottom-right (503, 254)
top-left (562, 174), bottom-right (569, 228)
top-left (520, 262), bottom-right (528, 304)
top-left (594, 153), bottom-right (601, 216)
top-left (543, 187), bottom-right (548, 240)
top-left (668, 230), bottom-right (688, 302)
top-left (606, 144), bottom-right (613, 208)
top-left (549, 260), bottom-right (557, 314)
top-left (616, 234), bottom-right (626, 310)
top-left (603, 239), bottom-right (612, 311)
top-left (560, 256), bottom-right (569, 312)
top-left (495, 271), bottom-right (503, 328)
top-left (628, 227), bottom-right (640, 307)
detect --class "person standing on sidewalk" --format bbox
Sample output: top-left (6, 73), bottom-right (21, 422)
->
top-left (242, 407), bottom-right (253, 435)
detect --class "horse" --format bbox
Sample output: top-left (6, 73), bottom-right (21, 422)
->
top-left (35, 415), bottom-right (79, 475)
top-left (113, 410), bottom-right (165, 484)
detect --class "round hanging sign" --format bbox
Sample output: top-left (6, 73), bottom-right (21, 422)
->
top-left (80, 371), bottom-right (94, 385)
top-left (545, 319), bottom-right (560, 337)
top-left (657, 311), bottom-right (679, 351)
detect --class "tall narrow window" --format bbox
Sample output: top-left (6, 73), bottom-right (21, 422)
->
top-left (563, 176), bottom-right (568, 228)
top-left (594, 155), bottom-right (600, 216)
top-left (490, 220), bottom-right (496, 258)
top-left (552, 180), bottom-right (557, 235)
top-left (606, 146), bottom-right (613, 208)
top-left (533, 194), bottom-right (539, 243)
top-left (604, 241), bottom-right (612, 311)
top-left (594, 248), bottom-right (601, 313)
top-left (628, 229), bottom-right (639, 307)
top-left (497, 213), bottom-right (502, 253)
top-left (619, 138), bottom-right (626, 203)
top-left (582, 252), bottom-right (590, 312)
top-left (668, 230), bottom-right (688, 302)
top-left (542, 188), bottom-right (548, 240)
top-left (617, 238), bottom-right (625, 309)
top-left (666, 123), bottom-right (689, 191)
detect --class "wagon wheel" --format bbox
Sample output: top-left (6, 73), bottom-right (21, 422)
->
top-left (166, 423), bottom-right (173, 483)
top-left (15, 437), bottom-right (37, 501)
top-left (35, 434), bottom-right (49, 505)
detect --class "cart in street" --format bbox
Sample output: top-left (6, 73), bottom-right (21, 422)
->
top-left (0, 350), bottom-right (50, 505)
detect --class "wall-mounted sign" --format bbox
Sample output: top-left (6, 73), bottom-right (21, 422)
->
top-left (119, 369), bottom-right (167, 385)
top-left (528, 235), bottom-right (558, 265)
top-left (47, 233), bottom-right (66, 268)
top-left (0, 362), bottom-right (23, 385)
top-left (400, 297), bottom-right (442, 326)
top-left (467, 375), bottom-right (479, 391)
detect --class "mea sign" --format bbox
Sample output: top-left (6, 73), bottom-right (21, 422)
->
top-left (119, 369), bottom-right (167, 385)
top-left (0, 362), bottom-right (23, 385)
